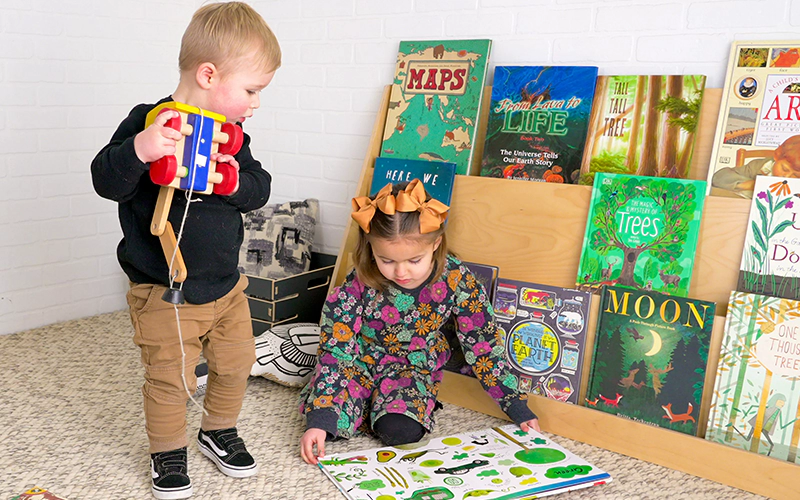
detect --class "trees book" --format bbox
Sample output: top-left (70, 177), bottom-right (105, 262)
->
top-left (492, 278), bottom-right (592, 405)
top-left (578, 75), bottom-right (706, 186)
top-left (575, 172), bottom-right (707, 297)
top-left (705, 291), bottom-right (800, 464)
top-left (371, 157), bottom-right (457, 206)
top-left (380, 39), bottom-right (492, 176)
top-left (707, 40), bottom-right (800, 199)
top-left (317, 424), bottom-right (611, 500)
top-left (585, 285), bottom-right (715, 436)
top-left (479, 65), bottom-right (598, 184)
top-left (738, 175), bottom-right (800, 300)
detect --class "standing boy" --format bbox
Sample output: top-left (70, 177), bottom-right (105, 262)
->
top-left (91, 3), bottom-right (280, 498)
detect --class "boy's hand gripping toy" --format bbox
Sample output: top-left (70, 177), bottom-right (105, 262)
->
top-left (144, 102), bottom-right (244, 301)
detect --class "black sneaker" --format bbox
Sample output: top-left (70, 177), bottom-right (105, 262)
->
top-left (197, 428), bottom-right (258, 478)
top-left (150, 447), bottom-right (192, 499)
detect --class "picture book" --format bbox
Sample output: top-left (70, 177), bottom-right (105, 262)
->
top-left (575, 173), bottom-right (707, 297)
top-left (381, 39), bottom-right (492, 176)
top-left (707, 40), bottom-right (800, 199)
top-left (578, 75), bottom-right (707, 186)
top-left (317, 423), bottom-right (612, 500)
top-left (492, 278), bottom-right (592, 404)
top-left (705, 291), bottom-right (800, 464)
top-left (479, 65), bottom-right (598, 184)
top-left (371, 157), bottom-right (457, 206)
top-left (586, 285), bottom-right (716, 436)
top-left (463, 261), bottom-right (499, 304)
top-left (738, 175), bottom-right (800, 300)
top-left (10, 487), bottom-right (68, 500)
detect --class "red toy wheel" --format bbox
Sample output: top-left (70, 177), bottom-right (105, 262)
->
top-left (158, 108), bottom-right (182, 131)
top-left (150, 156), bottom-right (178, 185)
top-left (218, 122), bottom-right (243, 156)
top-left (213, 162), bottom-right (239, 196)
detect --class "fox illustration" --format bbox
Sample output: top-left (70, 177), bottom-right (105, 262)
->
top-left (598, 393), bottom-right (623, 407)
top-left (661, 403), bottom-right (695, 424)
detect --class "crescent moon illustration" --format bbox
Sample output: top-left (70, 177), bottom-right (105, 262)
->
top-left (644, 330), bottom-right (662, 356)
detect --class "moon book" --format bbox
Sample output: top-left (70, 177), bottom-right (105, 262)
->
top-left (585, 285), bottom-right (715, 436)
top-left (479, 65), bottom-right (598, 184)
top-left (737, 175), bottom-right (800, 301)
top-left (705, 291), bottom-right (800, 464)
top-left (575, 172), bottom-right (707, 297)
top-left (491, 278), bottom-right (592, 405)
top-left (317, 424), bottom-right (611, 500)
top-left (380, 39), bottom-right (492, 176)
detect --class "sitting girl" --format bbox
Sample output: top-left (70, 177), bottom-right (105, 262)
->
top-left (299, 180), bottom-right (539, 464)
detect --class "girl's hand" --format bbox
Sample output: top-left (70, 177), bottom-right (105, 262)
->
top-left (520, 418), bottom-right (540, 433)
top-left (300, 428), bottom-right (328, 465)
top-left (134, 110), bottom-right (183, 164)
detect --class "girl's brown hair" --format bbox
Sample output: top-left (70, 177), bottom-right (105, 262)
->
top-left (353, 182), bottom-right (449, 291)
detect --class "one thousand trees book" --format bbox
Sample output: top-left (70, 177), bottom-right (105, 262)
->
top-left (578, 75), bottom-right (706, 186)
top-left (585, 285), bottom-right (715, 436)
top-left (705, 291), bottom-right (800, 464)
top-left (380, 39), bottom-right (492, 176)
top-left (738, 175), bottom-right (800, 300)
top-left (479, 65), bottom-right (598, 184)
top-left (575, 173), bottom-right (707, 297)
top-left (317, 424), bottom-right (611, 500)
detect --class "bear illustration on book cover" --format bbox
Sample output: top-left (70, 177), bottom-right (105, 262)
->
top-left (380, 39), bottom-right (492, 176)
top-left (480, 65), bottom-right (598, 184)
top-left (575, 173), bottom-right (706, 297)
top-left (586, 285), bottom-right (715, 436)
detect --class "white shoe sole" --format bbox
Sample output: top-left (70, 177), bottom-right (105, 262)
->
top-left (197, 438), bottom-right (259, 478)
top-left (152, 483), bottom-right (192, 500)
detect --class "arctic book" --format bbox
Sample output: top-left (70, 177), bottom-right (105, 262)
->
top-left (371, 157), bottom-right (456, 206)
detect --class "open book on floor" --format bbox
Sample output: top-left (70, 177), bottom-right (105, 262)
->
top-left (317, 424), bottom-right (611, 500)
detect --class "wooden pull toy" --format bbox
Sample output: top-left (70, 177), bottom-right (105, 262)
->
top-left (143, 102), bottom-right (244, 298)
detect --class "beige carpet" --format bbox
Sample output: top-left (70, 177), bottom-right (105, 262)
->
top-left (0, 311), bottom-right (768, 500)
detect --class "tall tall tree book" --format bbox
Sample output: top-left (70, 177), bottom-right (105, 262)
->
top-left (371, 157), bottom-right (456, 206)
top-left (585, 285), bottom-right (716, 436)
top-left (738, 175), bottom-right (800, 300)
top-left (705, 291), bottom-right (800, 464)
top-left (317, 423), bottom-right (611, 500)
top-left (575, 173), bottom-right (707, 297)
top-left (380, 39), bottom-right (492, 176)
top-left (493, 278), bottom-right (592, 405)
top-left (578, 75), bottom-right (706, 186)
top-left (707, 40), bottom-right (800, 199)
top-left (479, 65), bottom-right (598, 184)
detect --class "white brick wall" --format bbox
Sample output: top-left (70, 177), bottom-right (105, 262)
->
top-left (0, 0), bottom-right (797, 335)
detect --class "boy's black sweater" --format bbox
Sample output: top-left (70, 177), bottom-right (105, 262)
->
top-left (91, 97), bottom-right (271, 304)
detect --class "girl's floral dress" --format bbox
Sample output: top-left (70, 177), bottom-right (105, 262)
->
top-left (299, 255), bottom-right (534, 439)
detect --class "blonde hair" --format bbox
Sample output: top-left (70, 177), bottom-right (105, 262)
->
top-left (353, 182), bottom-right (449, 292)
top-left (179, 2), bottom-right (281, 76)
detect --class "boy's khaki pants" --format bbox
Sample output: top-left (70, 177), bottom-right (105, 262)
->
top-left (127, 274), bottom-right (255, 454)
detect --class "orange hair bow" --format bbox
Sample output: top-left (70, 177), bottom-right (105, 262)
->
top-left (351, 183), bottom-right (396, 233)
top-left (395, 179), bottom-right (449, 234)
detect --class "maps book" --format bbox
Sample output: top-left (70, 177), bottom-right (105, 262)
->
top-left (586, 285), bottom-right (715, 436)
top-left (707, 40), bottom-right (800, 199)
top-left (493, 278), bottom-right (592, 405)
top-left (380, 39), bottom-right (492, 176)
top-left (738, 175), bottom-right (800, 300)
top-left (578, 75), bottom-right (707, 186)
top-left (479, 65), bottom-right (598, 184)
top-left (575, 173), bottom-right (707, 297)
top-left (371, 157), bottom-right (457, 206)
top-left (317, 424), bottom-right (611, 500)
top-left (705, 291), bottom-right (800, 464)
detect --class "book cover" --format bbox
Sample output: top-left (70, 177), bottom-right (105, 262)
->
top-left (705, 291), bottom-right (800, 464)
top-left (578, 75), bottom-right (707, 186)
top-left (738, 175), bottom-right (800, 300)
top-left (479, 65), bottom-right (598, 184)
top-left (586, 285), bottom-right (715, 436)
top-left (707, 40), bottom-right (800, 199)
top-left (575, 173), bottom-right (707, 297)
top-left (493, 278), bottom-right (592, 404)
top-left (380, 39), bottom-right (492, 176)
top-left (463, 261), bottom-right (499, 304)
top-left (371, 157), bottom-right (457, 206)
top-left (317, 423), bottom-right (611, 500)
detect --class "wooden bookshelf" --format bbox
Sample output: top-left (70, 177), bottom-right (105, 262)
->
top-left (331, 86), bottom-right (800, 499)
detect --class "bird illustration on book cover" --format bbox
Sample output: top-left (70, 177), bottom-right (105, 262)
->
top-left (585, 285), bottom-right (715, 436)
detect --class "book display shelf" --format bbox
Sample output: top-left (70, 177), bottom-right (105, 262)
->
top-left (330, 86), bottom-right (800, 499)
